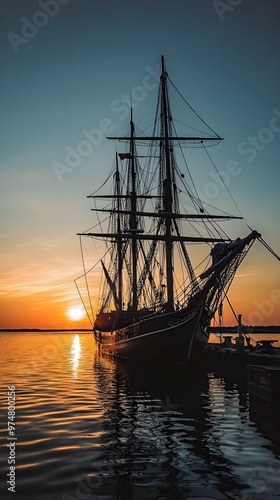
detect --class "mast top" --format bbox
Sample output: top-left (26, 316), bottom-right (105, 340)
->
top-left (161, 55), bottom-right (168, 83)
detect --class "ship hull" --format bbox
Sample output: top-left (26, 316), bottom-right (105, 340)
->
top-left (94, 303), bottom-right (209, 363)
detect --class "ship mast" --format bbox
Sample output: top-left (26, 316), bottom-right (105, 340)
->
top-left (128, 111), bottom-right (138, 313)
top-left (160, 55), bottom-right (174, 312)
top-left (115, 154), bottom-right (123, 316)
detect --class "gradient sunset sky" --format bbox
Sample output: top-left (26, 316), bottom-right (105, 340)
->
top-left (0, 0), bottom-right (279, 329)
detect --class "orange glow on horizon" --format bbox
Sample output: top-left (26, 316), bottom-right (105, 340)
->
top-left (0, 253), bottom-right (279, 330)
top-left (0, 295), bottom-right (94, 330)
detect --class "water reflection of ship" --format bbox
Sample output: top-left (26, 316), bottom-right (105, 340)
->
top-left (86, 354), bottom-right (256, 499)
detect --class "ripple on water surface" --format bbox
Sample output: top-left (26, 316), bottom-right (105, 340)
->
top-left (0, 331), bottom-right (280, 499)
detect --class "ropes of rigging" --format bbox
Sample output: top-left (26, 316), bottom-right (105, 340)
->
top-left (212, 295), bottom-right (255, 344)
top-left (88, 163), bottom-right (115, 197)
top-left (200, 144), bottom-right (280, 262)
top-left (168, 76), bottom-right (221, 139)
top-left (222, 294), bottom-right (276, 354)
top-left (74, 236), bottom-right (95, 327)
top-left (202, 142), bottom-right (244, 220)
top-left (172, 118), bottom-right (214, 138)
top-left (168, 118), bottom-right (234, 242)
top-left (201, 144), bottom-right (279, 262)
top-left (171, 122), bottom-right (205, 213)
top-left (257, 237), bottom-right (280, 261)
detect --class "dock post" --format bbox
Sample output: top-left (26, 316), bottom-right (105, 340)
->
top-left (236, 314), bottom-right (244, 351)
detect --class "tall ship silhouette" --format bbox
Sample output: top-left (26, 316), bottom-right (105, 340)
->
top-left (77, 56), bottom-right (263, 363)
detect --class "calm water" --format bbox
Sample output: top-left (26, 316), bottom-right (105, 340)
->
top-left (0, 332), bottom-right (280, 500)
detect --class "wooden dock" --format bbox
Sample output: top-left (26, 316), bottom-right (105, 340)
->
top-left (204, 337), bottom-right (280, 407)
top-left (247, 364), bottom-right (280, 408)
top-left (205, 337), bottom-right (280, 373)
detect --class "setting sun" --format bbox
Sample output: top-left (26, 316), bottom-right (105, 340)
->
top-left (67, 307), bottom-right (85, 321)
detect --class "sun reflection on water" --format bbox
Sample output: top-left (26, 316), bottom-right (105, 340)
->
top-left (71, 335), bottom-right (81, 377)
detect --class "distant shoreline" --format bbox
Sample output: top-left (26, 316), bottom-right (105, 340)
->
top-left (1, 326), bottom-right (280, 333)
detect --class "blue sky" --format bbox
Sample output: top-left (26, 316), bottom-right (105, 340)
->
top-left (0, 0), bottom-right (279, 327)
